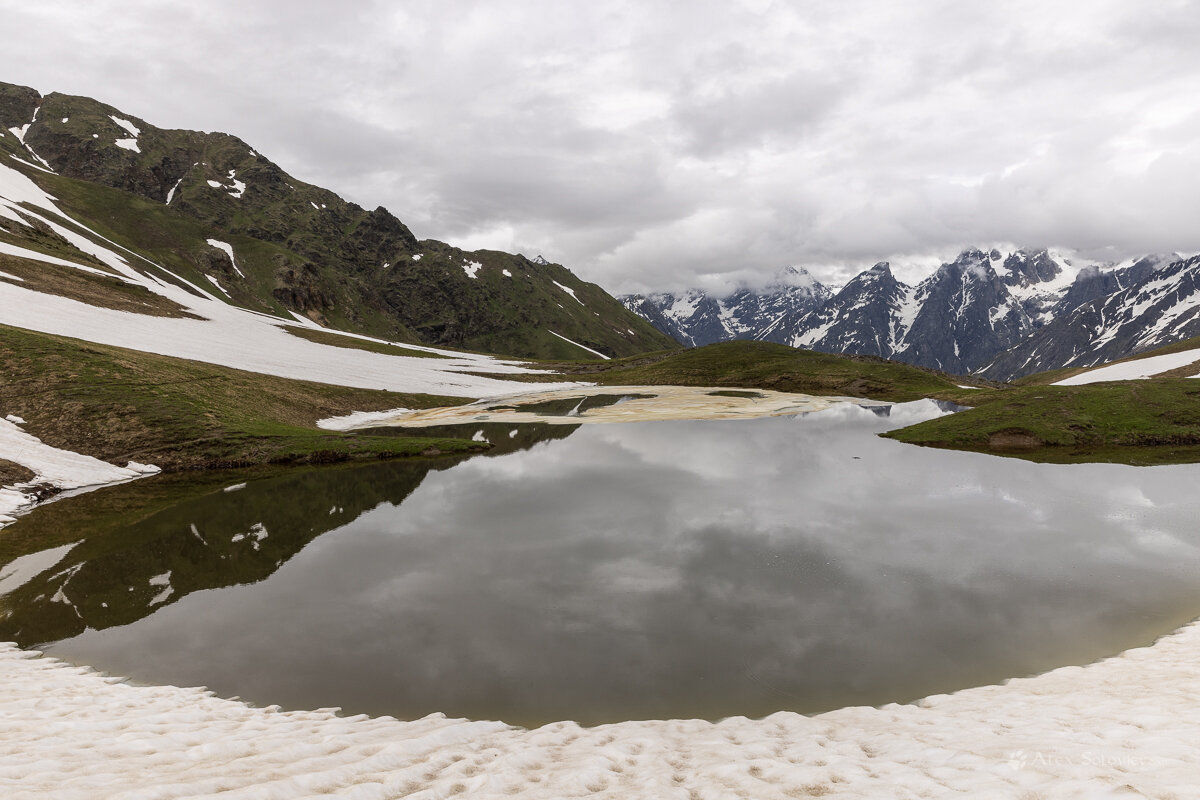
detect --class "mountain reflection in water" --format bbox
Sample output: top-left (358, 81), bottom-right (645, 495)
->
top-left (0, 423), bottom-right (573, 647)
top-left (2, 404), bottom-right (1199, 727)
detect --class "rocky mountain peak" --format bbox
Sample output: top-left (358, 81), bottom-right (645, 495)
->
top-left (998, 249), bottom-right (1061, 286)
top-left (0, 82), bottom-right (40, 130)
top-left (858, 261), bottom-right (895, 282)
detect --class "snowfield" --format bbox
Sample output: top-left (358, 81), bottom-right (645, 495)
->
top-left (1054, 347), bottom-right (1200, 385)
top-left (4, 619), bottom-right (1200, 798)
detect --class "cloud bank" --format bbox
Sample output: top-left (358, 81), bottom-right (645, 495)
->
top-left (4, 0), bottom-right (1199, 291)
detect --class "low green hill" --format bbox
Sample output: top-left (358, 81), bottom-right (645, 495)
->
top-left (511, 340), bottom-right (973, 403)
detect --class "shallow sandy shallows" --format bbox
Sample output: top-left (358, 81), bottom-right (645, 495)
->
top-left (3, 619), bottom-right (1199, 799)
top-left (317, 385), bottom-right (885, 430)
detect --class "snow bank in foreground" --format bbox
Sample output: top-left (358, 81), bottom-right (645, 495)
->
top-left (3, 618), bottom-right (1200, 798)
top-left (1055, 348), bottom-right (1200, 384)
top-left (0, 419), bottom-right (158, 526)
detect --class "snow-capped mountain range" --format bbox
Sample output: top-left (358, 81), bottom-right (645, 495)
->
top-left (623, 248), bottom-right (1199, 379)
top-left (621, 266), bottom-right (831, 348)
top-left (980, 253), bottom-right (1200, 379)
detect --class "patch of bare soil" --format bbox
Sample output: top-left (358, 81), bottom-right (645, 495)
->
top-left (1151, 358), bottom-right (1200, 380)
top-left (0, 459), bottom-right (36, 487)
top-left (987, 428), bottom-right (1044, 450)
top-left (0, 253), bottom-right (201, 319)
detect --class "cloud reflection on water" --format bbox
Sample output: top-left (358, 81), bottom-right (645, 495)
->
top-left (49, 409), bottom-right (1200, 726)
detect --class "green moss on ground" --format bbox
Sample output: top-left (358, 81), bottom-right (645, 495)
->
top-left (0, 324), bottom-right (479, 471)
top-left (884, 380), bottom-right (1200, 465)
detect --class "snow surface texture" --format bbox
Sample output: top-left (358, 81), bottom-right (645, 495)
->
top-left (1055, 348), bottom-right (1200, 385)
top-left (0, 418), bottom-right (158, 526)
top-left (4, 618), bottom-right (1200, 798)
top-left (0, 161), bottom-right (579, 399)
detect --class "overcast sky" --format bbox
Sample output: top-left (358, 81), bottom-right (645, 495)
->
top-left (3, 0), bottom-right (1199, 292)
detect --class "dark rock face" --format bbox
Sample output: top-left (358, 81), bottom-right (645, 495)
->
top-left (892, 250), bottom-right (1039, 374)
top-left (620, 266), bottom-right (831, 347)
top-left (981, 254), bottom-right (1200, 379)
top-left (625, 247), bottom-right (1200, 379)
top-left (620, 295), bottom-right (703, 346)
top-left (0, 83), bottom-right (39, 130)
top-left (1056, 255), bottom-right (1167, 313)
top-left (790, 262), bottom-right (908, 359)
top-left (727, 249), bottom-right (1058, 375)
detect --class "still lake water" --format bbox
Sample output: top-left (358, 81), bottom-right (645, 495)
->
top-left (4, 402), bottom-right (1200, 727)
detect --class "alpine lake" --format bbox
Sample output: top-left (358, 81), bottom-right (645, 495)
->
top-left (3, 400), bottom-right (1200, 728)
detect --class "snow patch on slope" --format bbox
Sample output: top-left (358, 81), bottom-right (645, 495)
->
top-left (226, 170), bottom-right (246, 199)
top-left (205, 239), bottom-right (244, 277)
top-left (0, 418), bottom-right (157, 527)
top-left (317, 408), bottom-right (414, 431)
top-left (552, 280), bottom-right (584, 305)
top-left (1055, 348), bottom-right (1200, 384)
top-left (109, 115), bottom-right (141, 153)
top-left (547, 330), bottom-right (609, 359)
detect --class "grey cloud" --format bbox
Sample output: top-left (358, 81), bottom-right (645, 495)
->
top-left (4, 0), bottom-right (1200, 293)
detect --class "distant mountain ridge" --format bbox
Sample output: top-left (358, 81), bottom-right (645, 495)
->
top-left (980, 253), bottom-right (1200, 378)
top-left (621, 266), bottom-right (832, 347)
top-left (623, 248), bottom-right (1198, 379)
top-left (0, 80), bottom-right (676, 360)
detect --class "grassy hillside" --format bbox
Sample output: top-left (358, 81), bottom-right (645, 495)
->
top-left (1, 81), bottom-right (679, 360)
top-left (0, 324), bottom-right (481, 472)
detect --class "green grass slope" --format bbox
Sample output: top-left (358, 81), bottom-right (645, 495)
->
top-left (0, 324), bottom-right (481, 472)
top-left (885, 380), bottom-right (1200, 465)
